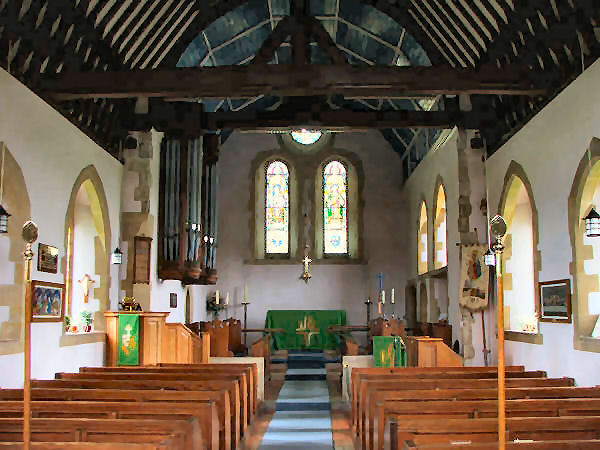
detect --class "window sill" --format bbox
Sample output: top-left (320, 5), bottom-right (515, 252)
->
top-left (505, 330), bottom-right (544, 345)
top-left (60, 330), bottom-right (106, 347)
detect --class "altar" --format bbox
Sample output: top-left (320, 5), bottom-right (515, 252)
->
top-left (265, 310), bottom-right (346, 350)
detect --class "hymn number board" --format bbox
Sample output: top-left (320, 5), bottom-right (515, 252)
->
top-left (133, 236), bottom-right (152, 284)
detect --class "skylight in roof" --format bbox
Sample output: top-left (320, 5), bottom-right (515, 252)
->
top-left (291, 129), bottom-right (322, 145)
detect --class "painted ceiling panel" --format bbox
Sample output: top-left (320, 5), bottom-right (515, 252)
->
top-left (401, 32), bottom-right (432, 66)
top-left (212, 22), bottom-right (272, 65)
top-left (270, 0), bottom-right (290, 17)
top-left (177, 34), bottom-right (208, 67)
top-left (309, 0), bottom-right (338, 16)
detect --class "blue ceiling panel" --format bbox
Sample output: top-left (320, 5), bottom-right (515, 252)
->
top-left (204, 0), bottom-right (270, 49)
top-left (212, 22), bottom-right (272, 65)
top-left (276, 45), bottom-right (292, 63)
top-left (309, 0), bottom-right (338, 16)
top-left (317, 18), bottom-right (337, 41)
top-left (176, 34), bottom-right (207, 67)
top-left (338, 0), bottom-right (403, 46)
top-left (270, 0), bottom-right (290, 16)
top-left (310, 43), bottom-right (333, 64)
top-left (401, 32), bottom-right (431, 66)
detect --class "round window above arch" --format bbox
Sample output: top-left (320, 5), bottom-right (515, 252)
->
top-left (279, 129), bottom-right (333, 153)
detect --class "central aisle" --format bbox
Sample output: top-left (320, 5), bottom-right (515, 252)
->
top-left (258, 352), bottom-right (335, 449)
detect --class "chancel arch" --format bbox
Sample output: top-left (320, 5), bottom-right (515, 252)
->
top-left (417, 200), bottom-right (428, 275)
top-left (498, 161), bottom-right (541, 341)
top-left (433, 181), bottom-right (448, 269)
top-left (0, 144), bottom-right (32, 354)
top-left (569, 137), bottom-right (600, 353)
top-left (64, 166), bottom-right (112, 334)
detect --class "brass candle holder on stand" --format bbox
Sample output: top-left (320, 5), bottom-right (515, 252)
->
top-left (364, 296), bottom-right (372, 327)
top-left (241, 300), bottom-right (250, 346)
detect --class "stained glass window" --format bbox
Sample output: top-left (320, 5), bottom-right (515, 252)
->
top-left (291, 129), bottom-right (322, 145)
top-left (265, 161), bottom-right (289, 254)
top-left (323, 161), bottom-right (348, 254)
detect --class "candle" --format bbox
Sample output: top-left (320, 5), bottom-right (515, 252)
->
top-left (244, 285), bottom-right (248, 300)
top-left (225, 292), bottom-right (230, 305)
top-left (381, 290), bottom-right (386, 304)
top-left (391, 288), bottom-right (395, 304)
top-left (378, 302), bottom-right (382, 315)
top-left (216, 290), bottom-right (220, 305)
top-left (366, 295), bottom-right (371, 304)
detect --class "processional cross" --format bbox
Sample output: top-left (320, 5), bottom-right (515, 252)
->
top-left (301, 255), bottom-right (312, 283)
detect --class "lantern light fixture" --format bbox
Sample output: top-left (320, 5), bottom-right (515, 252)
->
top-left (484, 248), bottom-right (496, 266)
top-left (584, 208), bottom-right (600, 238)
top-left (110, 247), bottom-right (123, 265)
top-left (0, 204), bottom-right (10, 234)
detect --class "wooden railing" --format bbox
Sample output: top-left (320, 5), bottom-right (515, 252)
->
top-left (162, 323), bottom-right (210, 364)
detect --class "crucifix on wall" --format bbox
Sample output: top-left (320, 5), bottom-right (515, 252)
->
top-left (78, 274), bottom-right (95, 304)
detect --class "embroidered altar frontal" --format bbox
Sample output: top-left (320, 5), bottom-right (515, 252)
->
top-left (265, 310), bottom-right (347, 350)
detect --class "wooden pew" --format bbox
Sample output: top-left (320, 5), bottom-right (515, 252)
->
top-left (31, 378), bottom-right (242, 449)
top-left (357, 376), bottom-right (572, 446)
top-left (60, 370), bottom-right (250, 431)
top-left (0, 444), bottom-right (172, 449)
top-left (0, 400), bottom-right (219, 450)
top-left (0, 389), bottom-right (231, 450)
top-left (401, 440), bottom-right (600, 449)
top-left (0, 417), bottom-right (200, 450)
top-left (376, 396), bottom-right (600, 450)
top-left (83, 363), bottom-right (258, 418)
top-left (387, 416), bottom-right (600, 449)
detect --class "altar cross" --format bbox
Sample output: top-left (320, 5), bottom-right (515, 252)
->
top-left (78, 274), bottom-right (95, 304)
top-left (377, 272), bottom-right (384, 292)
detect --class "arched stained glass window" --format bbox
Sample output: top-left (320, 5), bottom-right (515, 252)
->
top-left (323, 161), bottom-right (348, 254)
top-left (265, 161), bottom-right (290, 254)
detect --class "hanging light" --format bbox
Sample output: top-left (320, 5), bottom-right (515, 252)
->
top-left (0, 205), bottom-right (10, 234)
top-left (110, 247), bottom-right (123, 265)
top-left (484, 248), bottom-right (496, 266)
top-left (584, 208), bottom-right (600, 237)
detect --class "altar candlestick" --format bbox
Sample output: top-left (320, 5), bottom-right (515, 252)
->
top-left (244, 285), bottom-right (248, 301)
top-left (216, 290), bottom-right (220, 305)
top-left (391, 288), bottom-right (395, 304)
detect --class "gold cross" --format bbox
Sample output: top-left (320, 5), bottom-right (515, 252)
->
top-left (302, 255), bottom-right (312, 271)
top-left (296, 314), bottom-right (320, 347)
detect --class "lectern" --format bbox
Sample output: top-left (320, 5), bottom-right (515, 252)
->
top-left (104, 311), bottom-right (169, 366)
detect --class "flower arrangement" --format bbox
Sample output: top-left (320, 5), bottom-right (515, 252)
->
top-left (206, 293), bottom-right (225, 319)
top-left (80, 310), bottom-right (93, 332)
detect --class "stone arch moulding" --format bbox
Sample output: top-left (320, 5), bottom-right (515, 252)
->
top-left (0, 144), bottom-right (32, 356)
top-left (249, 150), bottom-right (300, 263)
top-left (432, 175), bottom-right (448, 270)
top-left (62, 165), bottom-right (112, 346)
top-left (497, 160), bottom-right (543, 345)
top-left (313, 151), bottom-right (364, 262)
top-left (569, 137), bottom-right (600, 353)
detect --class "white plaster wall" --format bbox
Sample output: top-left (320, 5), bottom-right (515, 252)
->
top-left (485, 59), bottom-right (600, 386)
top-left (213, 131), bottom-right (407, 340)
top-left (0, 68), bottom-right (122, 387)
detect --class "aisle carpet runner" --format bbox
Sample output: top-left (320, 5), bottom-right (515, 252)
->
top-left (258, 351), bottom-right (335, 449)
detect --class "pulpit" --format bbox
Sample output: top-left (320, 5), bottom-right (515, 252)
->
top-left (105, 311), bottom-right (169, 366)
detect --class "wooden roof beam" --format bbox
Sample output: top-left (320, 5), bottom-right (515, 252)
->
top-left (41, 64), bottom-right (549, 100)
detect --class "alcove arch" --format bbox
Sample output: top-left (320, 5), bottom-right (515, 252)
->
top-left (0, 144), bottom-right (32, 355)
top-left (63, 166), bottom-right (112, 333)
top-left (569, 137), bottom-right (600, 352)
top-left (498, 161), bottom-right (541, 339)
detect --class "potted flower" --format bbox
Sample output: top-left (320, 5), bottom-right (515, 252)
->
top-left (64, 315), bottom-right (71, 333)
top-left (80, 310), bottom-right (93, 332)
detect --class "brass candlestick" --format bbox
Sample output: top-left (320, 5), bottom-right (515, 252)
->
top-left (241, 300), bottom-right (250, 346)
top-left (364, 296), bottom-right (372, 327)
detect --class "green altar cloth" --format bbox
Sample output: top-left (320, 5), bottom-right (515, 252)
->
top-left (118, 313), bottom-right (140, 366)
top-left (265, 310), bottom-right (347, 350)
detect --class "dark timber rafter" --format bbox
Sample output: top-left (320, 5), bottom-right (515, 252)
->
top-left (39, 64), bottom-right (549, 100)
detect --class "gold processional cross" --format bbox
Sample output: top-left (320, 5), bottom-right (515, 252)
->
top-left (301, 255), bottom-right (312, 283)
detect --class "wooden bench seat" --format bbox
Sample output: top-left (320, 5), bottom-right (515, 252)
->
top-left (0, 417), bottom-right (200, 450)
top-left (54, 372), bottom-right (248, 436)
top-left (387, 416), bottom-right (600, 449)
top-left (374, 397), bottom-right (600, 450)
top-left (401, 440), bottom-right (600, 449)
top-left (357, 377), bottom-right (574, 445)
top-left (0, 400), bottom-right (219, 450)
top-left (0, 443), bottom-right (172, 449)
top-left (29, 379), bottom-right (240, 450)
top-left (0, 389), bottom-right (231, 450)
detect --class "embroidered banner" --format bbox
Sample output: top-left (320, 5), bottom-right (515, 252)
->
top-left (459, 244), bottom-right (490, 312)
top-left (118, 313), bottom-right (140, 366)
top-left (373, 336), bottom-right (406, 368)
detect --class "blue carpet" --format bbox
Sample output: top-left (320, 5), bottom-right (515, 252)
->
top-left (259, 352), bottom-right (334, 449)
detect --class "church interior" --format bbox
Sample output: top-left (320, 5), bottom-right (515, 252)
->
top-left (1, 0), bottom-right (600, 448)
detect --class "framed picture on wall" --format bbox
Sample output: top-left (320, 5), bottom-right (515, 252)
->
top-left (31, 280), bottom-right (65, 322)
top-left (539, 279), bottom-right (572, 323)
top-left (37, 244), bottom-right (58, 274)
